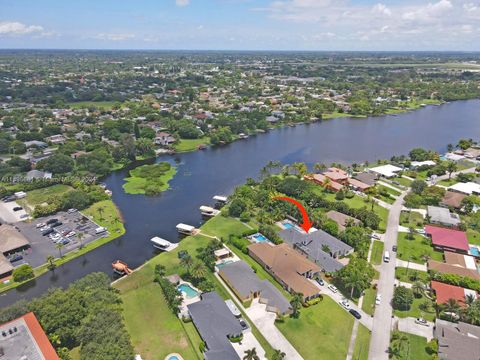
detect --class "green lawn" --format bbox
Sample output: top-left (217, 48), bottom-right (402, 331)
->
top-left (123, 163), bottom-right (177, 195)
top-left (400, 211), bottom-right (424, 228)
top-left (390, 332), bottom-right (434, 360)
top-left (395, 267), bottom-right (430, 284)
top-left (352, 324), bottom-right (371, 360)
top-left (114, 215), bottom-right (276, 359)
top-left (467, 228), bottom-right (480, 246)
top-left (391, 177), bottom-right (413, 187)
top-left (174, 137), bottom-right (210, 152)
top-left (276, 297), bottom-right (354, 360)
top-left (397, 233), bottom-right (443, 264)
top-left (361, 287), bottom-right (377, 316)
top-left (19, 184), bottom-right (73, 209)
top-left (393, 293), bottom-right (436, 322)
top-left (68, 101), bottom-right (118, 109)
top-left (371, 240), bottom-right (384, 265)
top-left (378, 185), bottom-right (401, 196)
top-left (437, 178), bottom-right (457, 187)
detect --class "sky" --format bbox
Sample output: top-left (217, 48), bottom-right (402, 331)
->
top-left (0, 0), bottom-right (479, 51)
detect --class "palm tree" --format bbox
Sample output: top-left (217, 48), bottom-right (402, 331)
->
top-left (388, 331), bottom-right (409, 359)
top-left (76, 232), bottom-right (85, 249)
top-left (272, 349), bottom-right (286, 360)
top-left (313, 162), bottom-right (327, 174)
top-left (290, 292), bottom-right (303, 319)
top-left (190, 261), bottom-right (208, 281)
top-left (97, 206), bottom-right (106, 221)
top-left (180, 254), bottom-right (193, 270)
top-left (412, 281), bottom-right (424, 298)
top-left (46, 255), bottom-right (56, 271)
top-left (243, 348), bottom-right (259, 360)
top-left (56, 243), bottom-right (64, 258)
top-left (443, 298), bottom-right (460, 322)
top-left (446, 161), bottom-right (458, 180)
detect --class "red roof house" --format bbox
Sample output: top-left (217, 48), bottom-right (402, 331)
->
top-left (425, 225), bottom-right (469, 253)
top-left (431, 281), bottom-right (477, 307)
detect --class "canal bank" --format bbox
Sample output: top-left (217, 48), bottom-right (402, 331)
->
top-left (1, 99), bottom-right (480, 307)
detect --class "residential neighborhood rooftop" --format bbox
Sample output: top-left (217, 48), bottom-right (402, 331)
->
top-left (425, 225), bottom-right (469, 252)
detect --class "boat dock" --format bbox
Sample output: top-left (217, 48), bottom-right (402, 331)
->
top-left (176, 223), bottom-right (198, 236)
top-left (150, 236), bottom-right (179, 252)
top-left (199, 205), bottom-right (220, 217)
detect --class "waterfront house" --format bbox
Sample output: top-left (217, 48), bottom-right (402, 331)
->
top-left (430, 281), bottom-right (477, 307)
top-left (219, 260), bottom-right (292, 315)
top-left (304, 173), bottom-right (344, 192)
top-left (440, 191), bottom-right (466, 210)
top-left (187, 292), bottom-right (243, 360)
top-left (155, 131), bottom-right (176, 146)
top-left (354, 172), bottom-right (377, 186)
top-left (448, 182), bottom-right (480, 196)
top-left (248, 242), bottom-right (321, 301)
top-left (325, 210), bottom-right (361, 231)
top-left (368, 164), bottom-right (402, 178)
top-left (425, 225), bottom-right (469, 254)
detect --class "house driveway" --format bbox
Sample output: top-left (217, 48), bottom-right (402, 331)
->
top-left (396, 317), bottom-right (434, 340)
top-left (231, 331), bottom-right (267, 360)
top-left (395, 259), bottom-right (427, 272)
top-left (245, 300), bottom-right (303, 360)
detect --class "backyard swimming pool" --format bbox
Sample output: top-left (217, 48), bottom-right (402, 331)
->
top-left (216, 260), bottom-right (234, 269)
top-left (470, 246), bottom-right (480, 257)
top-left (253, 233), bottom-right (270, 242)
top-left (177, 283), bottom-right (199, 299)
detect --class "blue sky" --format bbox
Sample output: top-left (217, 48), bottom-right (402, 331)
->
top-left (0, 0), bottom-right (479, 50)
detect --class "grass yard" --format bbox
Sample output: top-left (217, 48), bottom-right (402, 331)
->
top-left (467, 228), bottom-right (480, 246)
top-left (390, 332), bottom-right (433, 360)
top-left (395, 267), bottom-right (430, 284)
top-left (371, 240), bottom-right (384, 265)
top-left (352, 324), bottom-right (371, 360)
top-left (362, 287), bottom-right (377, 316)
top-left (114, 215), bottom-right (276, 359)
top-left (378, 184), bottom-right (401, 196)
top-left (68, 101), bottom-right (118, 109)
top-left (393, 293), bottom-right (436, 322)
top-left (19, 184), bottom-right (73, 210)
top-left (400, 211), bottom-right (424, 228)
top-left (437, 178), bottom-right (457, 187)
top-left (276, 296), bottom-right (354, 360)
top-left (397, 233), bottom-right (443, 264)
top-left (391, 177), bottom-right (413, 187)
top-left (174, 137), bottom-right (210, 152)
top-left (123, 162), bottom-right (177, 195)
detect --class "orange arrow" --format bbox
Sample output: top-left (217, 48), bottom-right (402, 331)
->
top-left (273, 196), bottom-right (313, 233)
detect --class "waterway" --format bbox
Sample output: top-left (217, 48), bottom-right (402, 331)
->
top-left (1, 99), bottom-right (479, 306)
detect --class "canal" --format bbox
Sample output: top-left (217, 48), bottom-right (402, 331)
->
top-left (1, 99), bottom-right (480, 306)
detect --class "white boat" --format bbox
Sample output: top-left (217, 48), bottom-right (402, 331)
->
top-left (213, 195), bottom-right (228, 203)
top-left (200, 205), bottom-right (220, 217)
top-left (176, 223), bottom-right (196, 235)
top-left (150, 236), bottom-right (179, 252)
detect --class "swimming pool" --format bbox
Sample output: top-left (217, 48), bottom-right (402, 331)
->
top-left (167, 356), bottom-right (179, 360)
top-left (253, 233), bottom-right (270, 242)
top-left (177, 283), bottom-right (199, 299)
top-left (216, 260), bottom-right (234, 269)
top-left (283, 222), bottom-right (294, 229)
top-left (470, 246), bottom-right (480, 257)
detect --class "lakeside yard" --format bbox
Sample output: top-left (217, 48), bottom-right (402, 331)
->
top-left (174, 137), bottom-right (210, 152)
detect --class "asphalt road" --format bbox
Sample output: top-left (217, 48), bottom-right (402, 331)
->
top-left (368, 192), bottom-right (407, 360)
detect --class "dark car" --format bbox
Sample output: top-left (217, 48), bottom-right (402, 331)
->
top-left (13, 206), bottom-right (23, 212)
top-left (51, 221), bottom-right (63, 228)
top-left (46, 218), bottom-right (59, 225)
top-left (392, 245), bottom-right (397, 252)
top-left (42, 228), bottom-right (54, 236)
top-left (60, 238), bottom-right (70, 245)
top-left (349, 309), bottom-right (362, 319)
top-left (239, 319), bottom-right (248, 330)
top-left (9, 254), bottom-right (23, 263)
top-left (3, 196), bottom-right (16, 202)
top-left (316, 278), bottom-right (325, 286)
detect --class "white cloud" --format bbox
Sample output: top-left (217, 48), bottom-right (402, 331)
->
top-left (372, 3), bottom-right (392, 16)
top-left (93, 33), bottom-right (135, 41)
top-left (0, 21), bottom-right (44, 35)
top-left (176, 0), bottom-right (190, 6)
top-left (402, 0), bottom-right (453, 22)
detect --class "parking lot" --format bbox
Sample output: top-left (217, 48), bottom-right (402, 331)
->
top-left (11, 210), bottom-right (107, 268)
top-left (0, 200), bottom-right (30, 223)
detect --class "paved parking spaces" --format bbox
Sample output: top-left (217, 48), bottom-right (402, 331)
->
top-left (396, 317), bottom-right (434, 340)
top-left (231, 331), bottom-right (267, 360)
top-left (11, 211), bottom-right (106, 268)
top-left (0, 200), bottom-right (29, 223)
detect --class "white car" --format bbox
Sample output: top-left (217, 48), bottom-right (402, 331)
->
top-left (371, 233), bottom-right (381, 240)
top-left (415, 318), bottom-right (429, 326)
top-left (65, 231), bottom-right (76, 238)
top-left (40, 225), bottom-right (50, 232)
top-left (328, 284), bottom-right (338, 293)
top-left (67, 208), bottom-right (77, 214)
top-left (416, 229), bottom-right (426, 235)
top-left (50, 233), bottom-right (61, 241)
top-left (375, 294), bottom-right (382, 305)
top-left (36, 222), bottom-right (46, 228)
top-left (340, 300), bottom-right (351, 310)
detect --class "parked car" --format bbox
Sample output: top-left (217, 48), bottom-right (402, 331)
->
top-left (40, 226), bottom-right (50, 232)
top-left (392, 245), bottom-right (397, 252)
top-left (415, 318), bottom-right (429, 326)
top-left (375, 294), bottom-right (382, 305)
top-left (392, 181), bottom-right (400, 186)
top-left (67, 208), bottom-right (77, 214)
top-left (349, 309), bottom-right (362, 319)
top-left (371, 233), bottom-right (381, 240)
top-left (9, 254), bottom-right (23, 263)
top-left (46, 218), bottom-right (58, 225)
top-left (316, 278), bottom-right (325, 286)
top-left (65, 231), bottom-right (76, 238)
top-left (416, 229), bottom-right (426, 235)
top-left (340, 300), bottom-right (351, 310)
top-left (42, 228), bottom-right (54, 236)
top-left (328, 284), bottom-right (338, 293)
top-left (3, 196), bottom-right (16, 202)
top-left (60, 238), bottom-right (71, 245)
top-left (239, 319), bottom-right (248, 330)
top-left (50, 233), bottom-right (61, 241)
top-left (36, 222), bottom-right (46, 228)
top-left (51, 221), bottom-right (63, 228)
top-left (13, 206), bottom-right (23, 212)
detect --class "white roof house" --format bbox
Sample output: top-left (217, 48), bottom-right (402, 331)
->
top-left (411, 160), bottom-right (436, 168)
top-left (369, 164), bottom-right (403, 178)
top-left (444, 153), bottom-right (465, 161)
top-left (448, 182), bottom-right (480, 195)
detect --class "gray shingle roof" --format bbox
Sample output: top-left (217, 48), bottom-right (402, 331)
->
top-left (279, 228), bottom-right (352, 273)
top-left (220, 261), bottom-right (291, 315)
top-left (427, 206), bottom-right (461, 227)
top-left (435, 319), bottom-right (480, 360)
top-left (187, 292), bottom-right (242, 360)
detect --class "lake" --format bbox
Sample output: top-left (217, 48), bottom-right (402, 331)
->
top-left (1, 99), bottom-right (479, 306)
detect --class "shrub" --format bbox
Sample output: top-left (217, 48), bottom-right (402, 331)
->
top-left (12, 264), bottom-right (34, 282)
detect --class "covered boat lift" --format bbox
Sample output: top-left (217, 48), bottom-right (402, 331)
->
top-left (150, 236), bottom-right (178, 252)
top-left (176, 223), bottom-right (196, 235)
top-left (199, 205), bottom-right (220, 217)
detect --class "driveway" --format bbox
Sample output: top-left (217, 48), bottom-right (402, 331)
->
top-left (395, 259), bottom-right (427, 272)
top-left (231, 330), bottom-right (267, 360)
top-left (0, 200), bottom-right (29, 223)
top-left (246, 300), bottom-right (303, 360)
top-left (368, 192), bottom-right (407, 360)
top-left (396, 317), bottom-right (434, 340)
